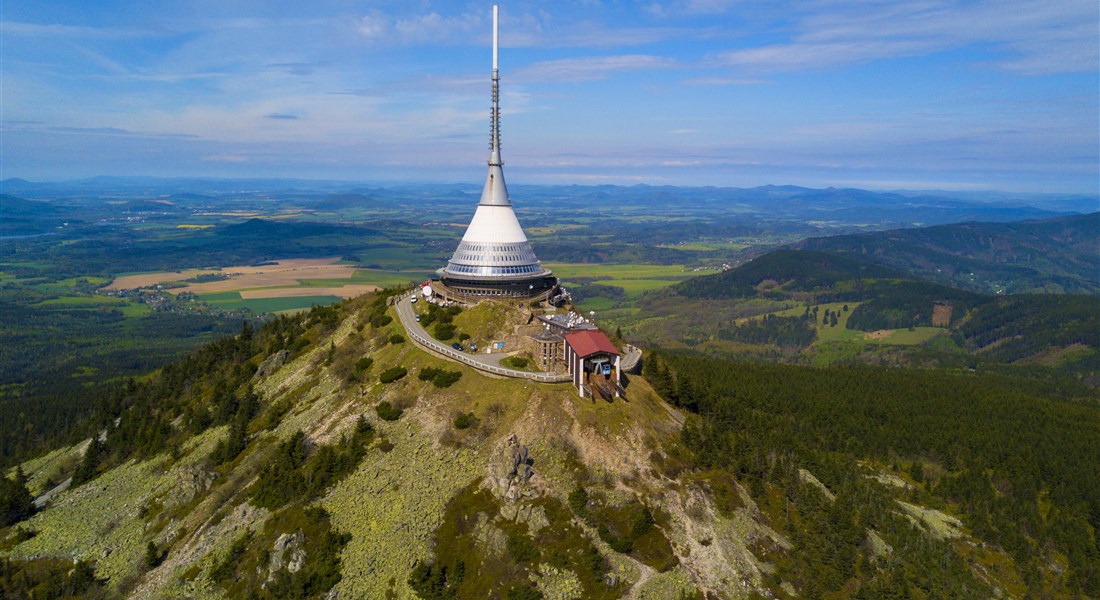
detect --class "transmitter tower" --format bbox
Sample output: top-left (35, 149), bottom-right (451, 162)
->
top-left (437, 4), bottom-right (556, 301)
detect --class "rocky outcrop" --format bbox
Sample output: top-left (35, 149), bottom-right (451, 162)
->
top-left (256, 350), bottom-right (290, 378)
top-left (487, 434), bottom-right (534, 501)
top-left (266, 530), bottom-right (306, 582)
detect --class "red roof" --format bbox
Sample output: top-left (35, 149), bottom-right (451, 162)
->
top-left (565, 330), bottom-right (619, 358)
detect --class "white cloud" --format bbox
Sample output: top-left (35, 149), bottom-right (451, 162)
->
top-left (353, 9), bottom-right (484, 45)
top-left (713, 0), bottom-right (1100, 75)
top-left (515, 55), bottom-right (677, 83)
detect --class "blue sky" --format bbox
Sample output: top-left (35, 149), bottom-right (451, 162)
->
top-left (2, 0), bottom-right (1098, 192)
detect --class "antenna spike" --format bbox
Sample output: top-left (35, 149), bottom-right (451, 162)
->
top-left (489, 4), bottom-right (502, 166)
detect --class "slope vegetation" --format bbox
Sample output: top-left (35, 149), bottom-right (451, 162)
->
top-left (796, 212), bottom-right (1100, 294)
top-left (0, 287), bottom-right (1094, 599)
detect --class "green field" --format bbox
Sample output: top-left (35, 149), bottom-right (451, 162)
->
top-left (741, 301), bottom-right (946, 348)
top-left (197, 293), bottom-right (344, 314)
top-left (657, 242), bottom-right (750, 252)
top-left (300, 268), bottom-right (435, 289)
top-left (547, 263), bottom-right (712, 280)
top-left (37, 295), bottom-right (125, 307)
top-left (549, 263), bottom-right (717, 301)
top-left (865, 327), bottom-right (945, 345)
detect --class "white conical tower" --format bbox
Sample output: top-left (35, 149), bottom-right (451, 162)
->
top-left (438, 4), bottom-right (555, 299)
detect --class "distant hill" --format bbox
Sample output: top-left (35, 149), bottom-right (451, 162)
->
top-left (0, 194), bottom-right (65, 236)
top-left (633, 248), bottom-right (1098, 375)
top-left (5, 176), bottom-right (1092, 228)
top-left (675, 249), bottom-right (905, 299)
top-left (796, 213), bottom-right (1100, 294)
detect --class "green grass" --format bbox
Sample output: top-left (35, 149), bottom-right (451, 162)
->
top-left (813, 303), bottom-right (865, 343)
top-left (196, 291), bottom-right (243, 302)
top-left (576, 297), bottom-right (616, 312)
top-left (119, 303), bottom-right (153, 317)
top-left (36, 295), bottom-right (125, 307)
top-left (547, 263), bottom-right (711, 280)
top-left (551, 263), bottom-right (718, 309)
top-left (657, 242), bottom-right (749, 252)
top-left (730, 301), bottom-right (946, 363)
top-left (612, 279), bottom-right (689, 297)
top-left (300, 268), bottom-right (434, 289)
top-left (866, 327), bottom-right (945, 345)
top-left (199, 293), bottom-right (343, 314)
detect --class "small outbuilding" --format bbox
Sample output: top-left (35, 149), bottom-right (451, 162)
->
top-left (564, 330), bottom-right (621, 400)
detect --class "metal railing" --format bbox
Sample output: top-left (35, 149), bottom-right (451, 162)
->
top-left (620, 345), bottom-right (643, 373)
top-left (397, 292), bottom-right (571, 383)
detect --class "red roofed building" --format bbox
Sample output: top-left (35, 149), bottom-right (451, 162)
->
top-left (564, 330), bottom-right (621, 400)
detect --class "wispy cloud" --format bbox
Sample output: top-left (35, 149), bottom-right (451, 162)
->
top-left (684, 76), bottom-right (768, 85)
top-left (0, 21), bottom-right (165, 39)
top-left (355, 10), bottom-right (484, 45)
top-left (515, 55), bottom-right (677, 83)
top-left (202, 153), bottom-right (251, 162)
top-left (713, 0), bottom-right (1099, 75)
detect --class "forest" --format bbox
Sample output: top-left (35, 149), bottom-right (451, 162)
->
top-left (645, 351), bottom-right (1100, 597)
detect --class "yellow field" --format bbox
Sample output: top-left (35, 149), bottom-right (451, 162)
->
top-left (105, 258), bottom-right (370, 298)
top-left (104, 269), bottom-right (215, 290)
top-left (239, 285), bottom-right (378, 299)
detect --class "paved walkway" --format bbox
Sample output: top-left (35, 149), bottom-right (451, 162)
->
top-left (395, 293), bottom-right (572, 383)
top-left (620, 345), bottom-right (642, 373)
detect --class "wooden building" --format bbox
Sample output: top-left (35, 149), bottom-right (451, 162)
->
top-left (564, 330), bottom-right (621, 400)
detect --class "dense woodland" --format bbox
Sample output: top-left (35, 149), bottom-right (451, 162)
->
top-left (797, 212), bottom-right (1100, 294)
top-left (0, 286), bottom-right (245, 463)
top-left (645, 351), bottom-right (1100, 597)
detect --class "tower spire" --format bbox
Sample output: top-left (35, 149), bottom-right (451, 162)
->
top-left (490, 4), bottom-right (502, 167)
top-left (436, 3), bottom-right (555, 301)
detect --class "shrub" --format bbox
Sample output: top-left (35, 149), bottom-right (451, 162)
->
top-left (568, 486), bottom-right (590, 519)
top-left (210, 531), bottom-right (252, 583)
top-left (379, 366), bottom-right (407, 384)
top-left (453, 412), bottom-right (476, 430)
top-left (354, 356), bottom-right (374, 372)
top-left (506, 533), bottom-right (539, 563)
top-left (434, 323), bottom-right (456, 341)
top-left (419, 367), bottom-right (462, 388)
top-left (389, 334), bottom-right (405, 345)
top-left (458, 332), bottom-right (470, 342)
top-left (0, 470), bottom-right (34, 527)
top-left (144, 541), bottom-right (166, 570)
top-left (369, 314), bottom-right (393, 328)
top-left (501, 356), bottom-right (529, 369)
top-left (376, 401), bottom-right (403, 421)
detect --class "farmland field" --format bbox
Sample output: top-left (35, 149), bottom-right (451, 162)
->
top-left (197, 292), bottom-right (344, 314)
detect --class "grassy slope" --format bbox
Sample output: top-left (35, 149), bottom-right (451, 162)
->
top-left (3, 296), bottom-right (728, 598)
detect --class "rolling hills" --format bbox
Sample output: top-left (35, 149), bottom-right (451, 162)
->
top-left (629, 248), bottom-right (1099, 378)
top-left (1, 289), bottom-right (1096, 598)
top-left (795, 212), bottom-right (1100, 294)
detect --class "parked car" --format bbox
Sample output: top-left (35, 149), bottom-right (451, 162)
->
top-left (451, 342), bottom-right (464, 351)
top-left (415, 315), bottom-right (420, 322)
top-left (410, 296), bottom-right (418, 303)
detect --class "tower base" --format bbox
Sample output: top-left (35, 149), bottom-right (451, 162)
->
top-left (434, 274), bottom-right (558, 304)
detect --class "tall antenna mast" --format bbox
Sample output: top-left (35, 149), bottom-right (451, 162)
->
top-left (490, 4), bottom-right (502, 167)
